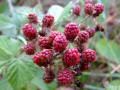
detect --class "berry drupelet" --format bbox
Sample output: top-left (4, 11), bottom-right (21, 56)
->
top-left (63, 48), bottom-right (81, 67)
top-left (57, 69), bottom-right (74, 85)
top-left (53, 34), bottom-right (68, 52)
top-left (33, 49), bottom-right (53, 66)
top-left (42, 14), bottom-right (54, 27)
top-left (22, 23), bottom-right (37, 40)
top-left (82, 49), bottom-right (96, 63)
top-left (23, 43), bottom-right (35, 55)
top-left (64, 23), bottom-right (80, 41)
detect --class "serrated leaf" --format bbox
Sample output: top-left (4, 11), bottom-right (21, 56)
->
top-left (106, 80), bottom-right (120, 90)
top-left (0, 78), bottom-right (13, 90)
top-left (6, 58), bottom-right (37, 90)
top-left (0, 36), bottom-right (22, 57)
top-left (96, 39), bottom-right (120, 63)
top-left (0, 14), bottom-right (17, 37)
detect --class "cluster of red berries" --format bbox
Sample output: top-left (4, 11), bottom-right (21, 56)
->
top-left (22, 0), bottom-right (104, 88)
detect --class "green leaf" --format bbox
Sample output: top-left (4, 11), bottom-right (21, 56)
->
top-left (0, 78), bottom-right (13, 90)
top-left (0, 1), bottom-right (8, 13)
top-left (106, 80), bottom-right (120, 90)
top-left (6, 58), bottom-right (37, 90)
top-left (0, 47), bottom-right (12, 61)
top-left (96, 39), bottom-right (120, 63)
top-left (0, 14), bottom-right (17, 37)
top-left (0, 36), bottom-right (22, 57)
top-left (55, 1), bottom-right (73, 25)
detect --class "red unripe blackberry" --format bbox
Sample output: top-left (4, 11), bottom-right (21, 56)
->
top-left (49, 31), bottom-right (62, 43)
top-left (22, 23), bottom-right (37, 40)
top-left (77, 31), bottom-right (89, 43)
top-left (82, 49), bottom-right (96, 62)
top-left (28, 13), bottom-right (38, 24)
top-left (63, 48), bottom-right (81, 67)
top-left (43, 68), bottom-right (55, 83)
top-left (38, 36), bottom-right (52, 49)
top-left (84, 3), bottom-right (94, 15)
top-left (23, 43), bottom-right (35, 55)
top-left (57, 69), bottom-right (74, 85)
top-left (86, 28), bottom-right (96, 38)
top-left (73, 5), bottom-right (81, 16)
top-left (33, 49), bottom-right (53, 66)
top-left (53, 35), bottom-right (68, 52)
top-left (80, 63), bottom-right (91, 71)
top-left (93, 3), bottom-right (104, 17)
top-left (64, 23), bottom-right (79, 41)
top-left (42, 14), bottom-right (54, 27)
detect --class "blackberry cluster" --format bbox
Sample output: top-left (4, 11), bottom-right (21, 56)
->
top-left (22, 1), bottom-right (104, 89)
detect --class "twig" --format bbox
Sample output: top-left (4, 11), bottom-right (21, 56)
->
top-left (110, 65), bottom-right (120, 74)
top-left (84, 84), bottom-right (105, 90)
top-left (83, 72), bottom-right (120, 78)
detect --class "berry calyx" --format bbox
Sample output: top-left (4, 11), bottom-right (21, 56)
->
top-left (73, 5), bottom-right (81, 16)
top-left (64, 23), bottom-right (80, 41)
top-left (22, 23), bottom-right (37, 40)
top-left (82, 49), bottom-right (96, 62)
top-left (63, 48), bottom-right (81, 67)
top-left (57, 69), bottom-right (74, 85)
top-left (53, 35), bottom-right (68, 52)
top-left (42, 14), bottom-right (54, 27)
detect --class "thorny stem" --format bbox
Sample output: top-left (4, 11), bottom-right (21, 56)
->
top-left (79, 15), bottom-right (90, 24)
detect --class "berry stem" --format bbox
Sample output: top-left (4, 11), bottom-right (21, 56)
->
top-left (7, 0), bottom-right (14, 16)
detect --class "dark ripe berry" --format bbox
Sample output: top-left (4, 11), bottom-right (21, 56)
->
top-left (43, 68), bottom-right (55, 83)
top-left (77, 31), bottom-right (89, 43)
top-left (28, 13), bottom-right (38, 24)
top-left (73, 5), bottom-right (81, 16)
top-left (22, 23), bottom-right (37, 40)
top-left (53, 35), bottom-right (68, 52)
top-left (84, 3), bottom-right (94, 15)
top-left (73, 66), bottom-right (82, 76)
top-left (75, 80), bottom-right (84, 88)
top-left (49, 31), bottom-right (62, 43)
top-left (86, 28), bottom-right (96, 38)
top-left (23, 43), bottom-right (35, 55)
top-left (38, 30), bottom-right (46, 36)
top-left (80, 63), bottom-right (91, 71)
top-left (42, 14), bottom-right (54, 27)
top-left (32, 49), bottom-right (53, 66)
top-left (38, 36), bottom-right (52, 49)
top-left (57, 69), bottom-right (74, 85)
top-left (95, 24), bottom-right (104, 32)
top-left (63, 48), bottom-right (81, 67)
top-left (93, 3), bottom-right (104, 17)
top-left (64, 23), bottom-right (79, 41)
top-left (82, 49), bottom-right (96, 62)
